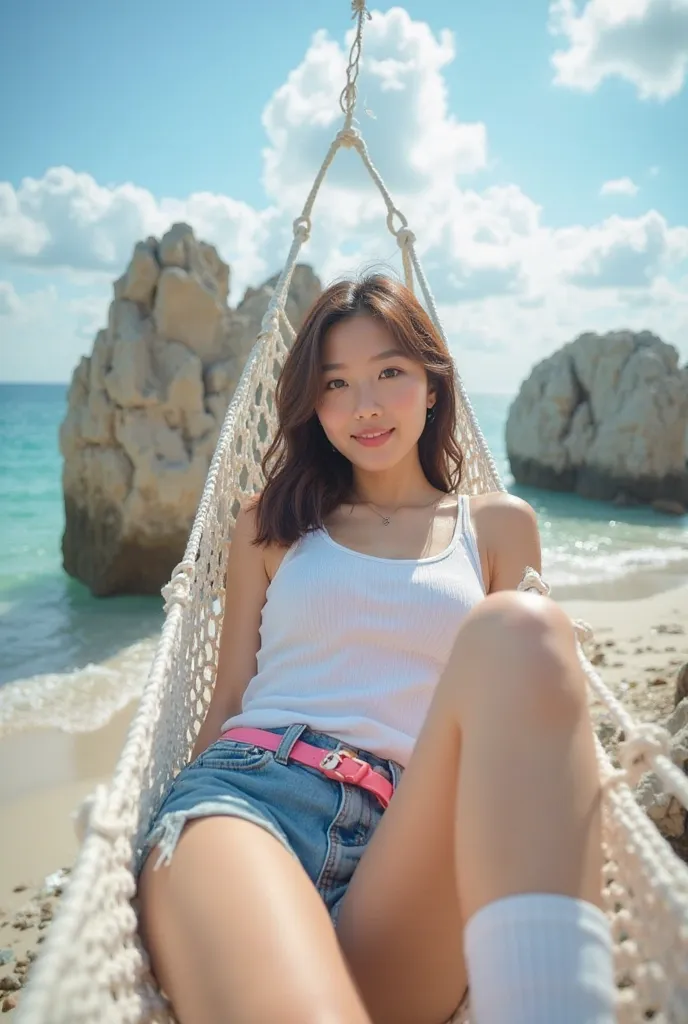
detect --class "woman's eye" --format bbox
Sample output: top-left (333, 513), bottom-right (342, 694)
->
top-left (325, 369), bottom-right (400, 389)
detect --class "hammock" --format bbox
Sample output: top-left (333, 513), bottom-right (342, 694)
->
top-left (16, 3), bottom-right (688, 1022)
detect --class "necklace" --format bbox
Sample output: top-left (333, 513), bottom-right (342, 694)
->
top-left (361, 495), bottom-right (443, 527)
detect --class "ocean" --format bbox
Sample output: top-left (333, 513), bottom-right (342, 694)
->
top-left (1, 382), bottom-right (687, 736)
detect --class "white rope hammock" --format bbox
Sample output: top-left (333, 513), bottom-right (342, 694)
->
top-left (16, 2), bottom-right (688, 1021)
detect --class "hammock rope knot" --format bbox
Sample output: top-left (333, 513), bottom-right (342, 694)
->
top-left (258, 308), bottom-right (281, 340)
top-left (73, 785), bottom-right (126, 844)
top-left (516, 566), bottom-right (551, 596)
top-left (573, 618), bottom-right (594, 646)
top-left (292, 215), bottom-right (312, 241)
top-left (619, 724), bottom-right (674, 785)
top-left (160, 561), bottom-right (195, 612)
top-left (336, 127), bottom-right (361, 149)
top-left (396, 226), bottom-right (416, 249)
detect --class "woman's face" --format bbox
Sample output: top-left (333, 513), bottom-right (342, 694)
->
top-left (317, 314), bottom-right (435, 471)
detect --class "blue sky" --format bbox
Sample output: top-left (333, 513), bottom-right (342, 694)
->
top-left (1, 0), bottom-right (687, 390)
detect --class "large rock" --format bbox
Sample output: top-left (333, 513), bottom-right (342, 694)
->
top-left (61, 224), bottom-right (321, 596)
top-left (506, 331), bottom-right (688, 507)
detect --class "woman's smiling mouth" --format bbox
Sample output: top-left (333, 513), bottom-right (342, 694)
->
top-left (352, 429), bottom-right (395, 447)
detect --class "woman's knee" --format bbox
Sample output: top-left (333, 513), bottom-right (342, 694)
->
top-left (445, 591), bottom-right (587, 723)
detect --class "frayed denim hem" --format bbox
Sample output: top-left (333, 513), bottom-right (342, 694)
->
top-left (135, 797), bottom-right (297, 878)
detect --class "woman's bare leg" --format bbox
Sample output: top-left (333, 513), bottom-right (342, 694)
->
top-left (138, 817), bottom-right (371, 1024)
top-left (336, 592), bottom-right (603, 1024)
top-left (452, 591), bottom-right (603, 924)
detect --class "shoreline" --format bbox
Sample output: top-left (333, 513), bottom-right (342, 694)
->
top-left (1, 576), bottom-right (687, 820)
top-left (1, 580), bottom-right (687, 1015)
top-left (2, 558), bottom-right (687, 740)
top-left (555, 562), bottom-right (688, 603)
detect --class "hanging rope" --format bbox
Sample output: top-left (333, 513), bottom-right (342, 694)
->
top-left (340, 1), bottom-right (371, 129)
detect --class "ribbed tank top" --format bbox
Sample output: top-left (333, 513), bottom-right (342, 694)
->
top-left (221, 495), bottom-right (486, 766)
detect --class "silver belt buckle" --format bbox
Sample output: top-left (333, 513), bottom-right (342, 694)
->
top-left (320, 750), bottom-right (344, 772)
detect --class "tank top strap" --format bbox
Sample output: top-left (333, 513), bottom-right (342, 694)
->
top-left (459, 492), bottom-right (472, 535)
top-left (443, 493), bottom-right (463, 554)
top-left (455, 493), bottom-right (485, 592)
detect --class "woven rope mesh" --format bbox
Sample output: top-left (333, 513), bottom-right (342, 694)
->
top-left (13, 5), bottom-right (688, 1008)
top-left (15, 307), bottom-right (688, 1024)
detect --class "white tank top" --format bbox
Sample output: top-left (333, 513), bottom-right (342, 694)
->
top-left (221, 495), bottom-right (486, 766)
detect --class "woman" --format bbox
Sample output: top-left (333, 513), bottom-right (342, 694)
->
top-left (137, 275), bottom-right (614, 1024)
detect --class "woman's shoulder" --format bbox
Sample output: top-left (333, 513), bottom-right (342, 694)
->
top-left (468, 490), bottom-right (537, 529)
top-left (236, 494), bottom-right (294, 583)
top-left (467, 492), bottom-right (541, 591)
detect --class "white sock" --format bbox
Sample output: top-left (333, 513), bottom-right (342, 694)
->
top-left (464, 893), bottom-right (615, 1024)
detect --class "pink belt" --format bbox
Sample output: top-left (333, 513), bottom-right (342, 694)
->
top-left (219, 727), bottom-right (394, 809)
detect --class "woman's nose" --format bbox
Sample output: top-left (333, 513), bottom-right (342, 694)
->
top-left (353, 387), bottom-right (383, 419)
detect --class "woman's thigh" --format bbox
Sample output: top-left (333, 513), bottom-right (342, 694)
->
top-left (336, 688), bottom-right (466, 1024)
top-left (135, 733), bottom-right (376, 1023)
top-left (138, 816), bottom-right (371, 1024)
top-left (134, 729), bottom-right (346, 900)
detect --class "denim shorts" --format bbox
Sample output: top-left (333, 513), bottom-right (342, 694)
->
top-left (135, 722), bottom-right (404, 925)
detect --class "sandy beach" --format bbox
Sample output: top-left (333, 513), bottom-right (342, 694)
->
top-left (1, 582), bottom-right (687, 1016)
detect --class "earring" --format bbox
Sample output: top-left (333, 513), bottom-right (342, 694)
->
top-left (426, 407), bottom-right (436, 423)
top-left (330, 442), bottom-right (337, 452)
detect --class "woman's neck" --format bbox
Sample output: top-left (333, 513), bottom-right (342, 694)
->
top-left (349, 450), bottom-right (440, 509)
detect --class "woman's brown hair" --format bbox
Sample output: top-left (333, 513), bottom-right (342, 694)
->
top-left (253, 274), bottom-right (463, 547)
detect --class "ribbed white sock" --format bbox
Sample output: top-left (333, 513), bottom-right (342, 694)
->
top-left (464, 893), bottom-right (615, 1024)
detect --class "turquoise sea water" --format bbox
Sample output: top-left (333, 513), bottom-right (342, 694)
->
top-left (1, 382), bottom-right (687, 734)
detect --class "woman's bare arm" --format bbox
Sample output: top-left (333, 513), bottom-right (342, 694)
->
top-left (470, 492), bottom-right (542, 594)
top-left (191, 504), bottom-right (270, 760)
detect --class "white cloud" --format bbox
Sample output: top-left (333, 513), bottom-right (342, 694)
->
top-left (549, 0), bottom-right (688, 100)
top-left (410, 185), bottom-right (539, 303)
top-left (0, 280), bottom-right (21, 316)
top-left (0, 278), bottom-right (121, 382)
top-left (256, 6), bottom-right (489, 293)
top-left (0, 9), bottom-right (493, 305)
top-left (0, 168), bottom-right (275, 301)
top-left (1, 6), bottom-right (687, 391)
top-left (261, 9), bottom-right (487, 208)
top-left (600, 176), bottom-right (639, 196)
top-left (0, 170), bottom-right (157, 271)
top-left (441, 271), bottom-right (688, 393)
top-left (0, 184), bottom-right (50, 258)
top-left (0, 284), bottom-right (61, 381)
top-left (561, 211), bottom-right (688, 288)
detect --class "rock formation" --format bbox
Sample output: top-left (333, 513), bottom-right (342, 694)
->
top-left (60, 223), bottom-right (321, 596)
top-left (506, 331), bottom-right (688, 509)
